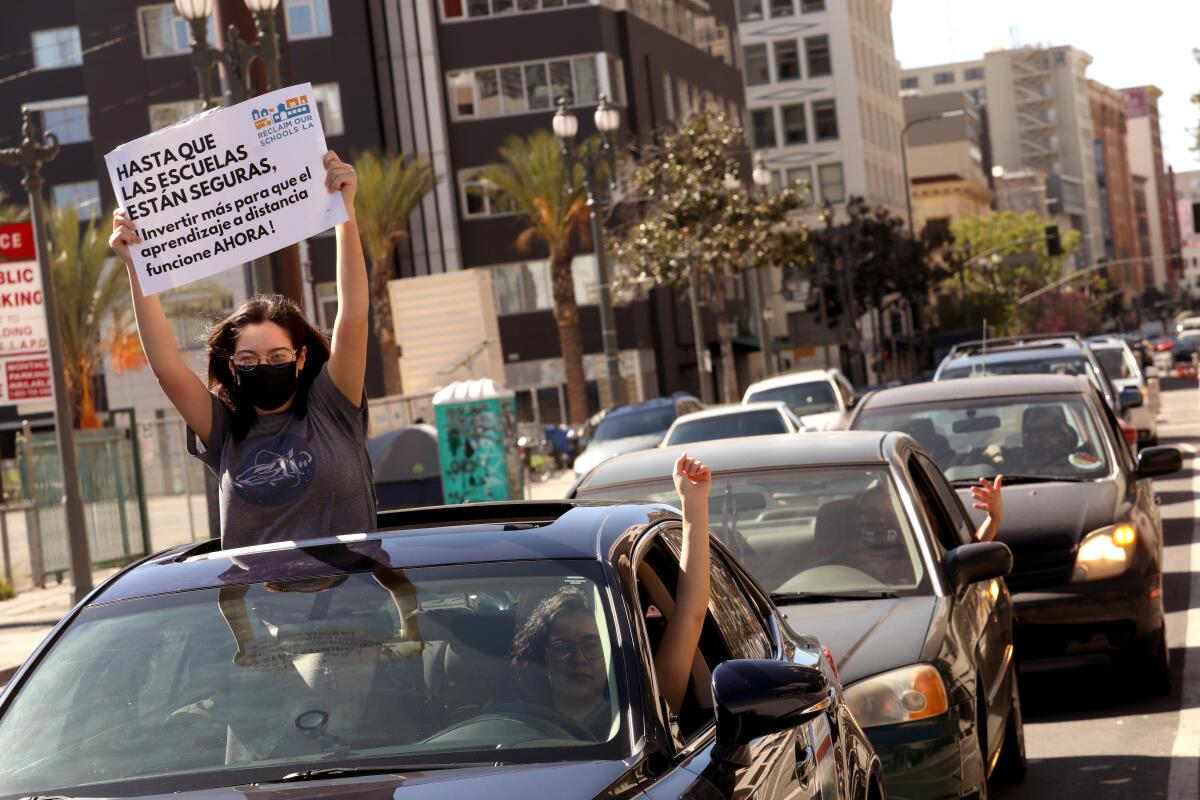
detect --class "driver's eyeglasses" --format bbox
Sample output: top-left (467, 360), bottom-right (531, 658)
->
top-left (232, 348), bottom-right (297, 371)
top-left (547, 639), bottom-right (604, 662)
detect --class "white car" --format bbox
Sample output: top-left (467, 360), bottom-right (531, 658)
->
top-left (742, 368), bottom-right (857, 431)
top-left (1088, 336), bottom-right (1160, 446)
top-left (660, 402), bottom-right (805, 447)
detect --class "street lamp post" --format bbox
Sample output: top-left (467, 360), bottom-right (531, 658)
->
top-left (175, 0), bottom-right (282, 109)
top-left (0, 110), bottom-right (93, 603)
top-left (552, 96), bottom-right (624, 408)
top-left (727, 158), bottom-right (775, 379)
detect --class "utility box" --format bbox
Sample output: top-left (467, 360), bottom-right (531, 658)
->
top-left (432, 379), bottom-right (522, 504)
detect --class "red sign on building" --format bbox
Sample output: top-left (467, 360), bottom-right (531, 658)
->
top-left (0, 222), bottom-right (52, 406)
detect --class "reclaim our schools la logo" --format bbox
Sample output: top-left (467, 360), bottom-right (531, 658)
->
top-left (250, 95), bottom-right (315, 143)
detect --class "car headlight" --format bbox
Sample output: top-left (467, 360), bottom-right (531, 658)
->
top-left (1072, 523), bottom-right (1137, 582)
top-left (843, 664), bottom-right (949, 729)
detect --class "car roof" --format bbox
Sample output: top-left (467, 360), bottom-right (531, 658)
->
top-left (743, 369), bottom-right (837, 395)
top-left (1086, 336), bottom-right (1129, 350)
top-left (606, 395), bottom-right (688, 417)
top-left (858, 374), bottom-right (1092, 410)
top-left (89, 502), bottom-right (675, 605)
top-left (576, 431), bottom-right (891, 491)
top-left (670, 402), bottom-right (789, 424)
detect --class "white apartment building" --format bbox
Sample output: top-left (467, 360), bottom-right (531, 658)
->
top-left (901, 46), bottom-right (1106, 266)
top-left (1176, 170), bottom-right (1200, 297)
top-left (737, 0), bottom-right (907, 215)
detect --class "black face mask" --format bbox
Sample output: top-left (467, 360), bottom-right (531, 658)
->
top-left (236, 362), bottom-right (299, 411)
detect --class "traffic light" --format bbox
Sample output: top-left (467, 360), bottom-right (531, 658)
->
top-left (1045, 225), bottom-right (1062, 257)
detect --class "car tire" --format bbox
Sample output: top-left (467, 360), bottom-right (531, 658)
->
top-left (991, 667), bottom-right (1027, 785)
top-left (967, 696), bottom-right (990, 800)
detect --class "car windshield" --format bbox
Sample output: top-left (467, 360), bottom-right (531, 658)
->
top-left (853, 394), bottom-right (1112, 483)
top-left (577, 467), bottom-right (930, 597)
top-left (941, 356), bottom-right (1108, 398)
top-left (1093, 348), bottom-right (1130, 380)
top-left (664, 410), bottom-right (789, 446)
top-left (0, 561), bottom-right (626, 798)
top-left (591, 406), bottom-right (677, 441)
top-left (745, 380), bottom-right (838, 416)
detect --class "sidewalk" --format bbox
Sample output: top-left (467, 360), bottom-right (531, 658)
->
top-left (0, 471), bottom-right (578, 686)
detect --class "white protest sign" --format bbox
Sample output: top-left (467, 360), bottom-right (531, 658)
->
top-left (104, 82), bottom-right (348, 295)
top-left (0, 222), bottom-right (52, 407)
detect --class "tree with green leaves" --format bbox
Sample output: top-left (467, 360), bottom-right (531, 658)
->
top-left (481, 130), bottom-right (593, 423)
top-left (0, 187), bottom-right (28, 223)
top-left (352, 149), bottom-right (437, 396)
top-left (612, 111), bottom-right (808, 402)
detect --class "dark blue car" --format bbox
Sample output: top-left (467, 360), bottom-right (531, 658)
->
top-left (0, 503), bottom-right (882, 800)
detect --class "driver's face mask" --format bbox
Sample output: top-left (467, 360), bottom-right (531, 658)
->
top-left (860, 523), bottom-right (902, 549)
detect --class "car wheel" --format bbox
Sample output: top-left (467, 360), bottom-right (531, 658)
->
top-left (967, 696), bottom-right (990, 800)
top-left (991, 667), bottom-right (1027, 785)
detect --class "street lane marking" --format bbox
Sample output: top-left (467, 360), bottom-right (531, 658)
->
top-left (1167, 443), bottom-right (1200, 800)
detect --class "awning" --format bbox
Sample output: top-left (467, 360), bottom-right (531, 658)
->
top-left (732, 336), bottom-right (793, 353)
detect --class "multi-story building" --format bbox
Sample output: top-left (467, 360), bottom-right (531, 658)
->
top-left (901, 46), bottom-right (1105, 266)
top-left (1122, 85), bottom-right (1181, 291)
top-left (1175, 170), bottom-right (1200, 299)
top-left (1132, 174), bottom-right (1153, 283)
top-left (900, 91), bottom-right (992, 235)
top-left (1088, 79), bottom-right (1143, 298)
top-left (993, 168), bottom-right (1050, 216)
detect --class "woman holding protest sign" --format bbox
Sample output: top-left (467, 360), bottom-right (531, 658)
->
top-left (110, 151), bottom-right (375, 549)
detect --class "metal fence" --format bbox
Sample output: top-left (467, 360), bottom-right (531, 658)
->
top-left (17, 419), bottom-right (150, 586)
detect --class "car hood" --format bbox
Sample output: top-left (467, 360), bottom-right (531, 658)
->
top-left (575, 434), bottom-right (664, 474)
top-left (49, 760), bottom-right (638, 800)
top-left (957, 480), bottom-right (1121, 546)
top-left (798, 410), bottom-right (846, 431)
top-left (779, 596), bottom-right (936, 685)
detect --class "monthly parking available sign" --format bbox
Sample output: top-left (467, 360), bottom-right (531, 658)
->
top-left (0, 222), bottom-right (51, 406)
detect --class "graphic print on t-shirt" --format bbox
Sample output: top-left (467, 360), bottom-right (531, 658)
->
top-left (232, 432), bottom-right (317, 506)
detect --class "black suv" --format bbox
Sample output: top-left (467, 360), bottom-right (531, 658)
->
top-left (850, 374), bottom-right (1182, 690)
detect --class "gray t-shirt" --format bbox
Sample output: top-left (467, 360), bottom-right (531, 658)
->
top-left (187, 363), bottom-right (377, 549)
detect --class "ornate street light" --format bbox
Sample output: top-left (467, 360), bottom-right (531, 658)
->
top-left (175, 0), bottom-right (282, 109)
top-left (752, 156), bottom-right (772, 191)
top-left (552, 95), bottom-right (623, 408)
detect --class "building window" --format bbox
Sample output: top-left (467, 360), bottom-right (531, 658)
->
top-left (51, 181), bottom-right (101, 220)
top-left (447, 55), bottom-right (605, 120)
top-left (32, 27), bottom-right (82, 70)
top-left (312, 83), bottom-right (344, 136)
top-left (781, 103), bottom-right (807, 144)
top-left (459, 168), bottom-right (514, 217)
top-left (315, 281), bottom-right (338, 331)
top-left (774, 40), bottom-right (801, 81)
top-left (770, 0), bottom-right (794, 17)
top-left (743, 44), bottom-right (770, 86)
top-left (933, 71), bottom-right (955, 85)
top-left (812, 99), bottom-right (838, 140)
top-left (805, 35), bottom-right (831, 77)
top-left (750, 108), bottom-right (777, 149)
top-left (492, 256), bottom-right (598, 314)
top-left (785, 166), bottom-right (813, 203)
top-left (284, 0), bottom-right (333, 40)
top-left (818, 163), bottom-right (844, 204)
top-left (800, 0), bottom-right (824, 10)
top-left (444, 0), bottom-right (589, 20)
top-left (139, 4), bottom-right (214, 58)
top-left (964, 66), bottom-right (984, 81)
top-left (662, 74), bottom-right (676, 120)
top-left (26, 98), bottom-right (90, 145)
top-left (900, 76), bottom-right (918, 89)
top-left (737, 0), bottom-right (763, 22)
top-left (147, 99), bottom-right (204, 131)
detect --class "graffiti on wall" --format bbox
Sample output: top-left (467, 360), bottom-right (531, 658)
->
top-left (435, 397), bottom-right (520, 503)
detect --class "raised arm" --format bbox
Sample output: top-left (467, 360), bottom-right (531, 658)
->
top-left (656, 452), bottom-right (712, 716)
top-left (323, 151), bottom-right (368, 406)
top-left (971, 475), bottom-right (1004, 542)
top-left (110, 209), bottom-right (213, 443)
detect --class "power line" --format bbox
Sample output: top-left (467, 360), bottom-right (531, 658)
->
top-left (0, 32), bottom-right (135, 87)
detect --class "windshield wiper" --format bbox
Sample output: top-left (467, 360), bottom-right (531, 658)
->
top-left (263, 764), bottom-right (471, 783)
top-left (771, 590), bottom-right (899, 603)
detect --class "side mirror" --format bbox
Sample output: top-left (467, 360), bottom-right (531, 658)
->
top-left (1119, 386), bottom-right (1144, 409)
top-left (712, 659), bottom-right (830, 766)
top-left (1136, 446), bottom-right (1182, 479)
top-left (944, 541), bottom-right (1012, 592)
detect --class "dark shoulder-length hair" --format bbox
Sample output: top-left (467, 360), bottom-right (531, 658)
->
top-left (512, 587), bottom-right (593, 667)
top-left (206, 294), bottom-right (330, 441)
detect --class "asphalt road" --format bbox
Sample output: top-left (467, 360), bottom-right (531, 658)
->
top-left (993, 379), bottom-right (1200, 800)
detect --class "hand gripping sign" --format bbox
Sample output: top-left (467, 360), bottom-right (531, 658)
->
top-left (104, 83), bottom-right (348, 295)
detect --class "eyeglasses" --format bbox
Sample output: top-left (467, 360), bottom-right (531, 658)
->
top-left (547, 639), bottom-right (604, 662)
top-left (232, 347), bottom-right (297, 371)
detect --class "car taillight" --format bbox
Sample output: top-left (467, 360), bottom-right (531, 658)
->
top-left (1121, 423), bottom-right (1136, 445)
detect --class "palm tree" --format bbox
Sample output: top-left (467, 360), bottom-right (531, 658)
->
top-left (353, 149), bottom-right (437, 396)
top-left (0, 187), bottom-right (28, 223)
top-left (481, 130), bottom-right (592, 424)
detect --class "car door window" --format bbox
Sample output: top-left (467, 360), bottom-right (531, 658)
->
top-left (915, 453), bottom-right (975, 546)
top-left (906, 455), bottom-right (958, 554)
top-left (1094, 389), bottom-right (1136, 471)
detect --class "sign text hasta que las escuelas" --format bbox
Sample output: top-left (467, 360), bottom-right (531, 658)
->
top-left (104, 83), bottom-right (348, 295)
top-left (0, 222), bottom-right (52, 406)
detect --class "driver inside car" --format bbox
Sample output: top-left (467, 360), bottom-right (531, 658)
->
top-left (1019, 405), bottom-right (1080, 474)
top-left (842, 488), bottom-right (916, 585)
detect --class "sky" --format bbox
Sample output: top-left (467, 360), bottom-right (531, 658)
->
top-left (891, 0), bottom-right (1200, 173)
